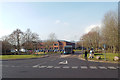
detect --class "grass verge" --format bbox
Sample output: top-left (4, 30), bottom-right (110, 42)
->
top-left (81, 53), bottom-right (119, 63)
top-left (0, 52), bottom-right (60, 60)
top-left (0, 54), bottom-right (45, 60)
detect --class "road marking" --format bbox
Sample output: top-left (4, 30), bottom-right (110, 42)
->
top-left (80, 66), bottom-right (88, 69)
top-left (59, 60), bottom-right (68, 64)
top-left (63, 66), bottom-right (70, 68)
top-left (108, 66), bottom-right (117, 69)
top-left (98, 66), bottom-right (107, 69)
top-left (47, 66), bottom-right (53, 68)
top-left (71, 66), bottom-right (78, 69)
top-left (32, 65), bottom-right (39, 68)
top-left (89, 66), bottom-right (97, 69)
top-left (39, 66), bottom-right (46, 68)
top-left (54, 66), bottom-right (61, 68)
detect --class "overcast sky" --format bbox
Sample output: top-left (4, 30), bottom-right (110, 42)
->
top-left (0, 2), bottom-right (118, 41)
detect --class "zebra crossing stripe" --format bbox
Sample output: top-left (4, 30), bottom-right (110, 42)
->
top-left (99, 66), bottom-right (107, 69)
top-left (54, 66), bottom-right (60, 68)
top-left (63, 66), bottom-right (69, 68)
top-left (32, 65), bottom-right (118, 70)
top-left (108, 66), bottom-right (117, 69)
top-left (80, 66), bottom-right (88, 69)
top-left (90, 66), bottom-right (97, 69)
top-left (72, 66), bottom-right (78, 69)
top-left (47, 66), bottom-right (53, 68)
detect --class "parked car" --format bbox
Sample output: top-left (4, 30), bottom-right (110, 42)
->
top-left (40, 50), bottom-right (44, 52)
top-left (54, 49), bottom-right (58, 52)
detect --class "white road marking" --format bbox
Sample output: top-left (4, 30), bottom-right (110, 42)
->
top-left (32, 65), bottom-right (39, 68)
top-left (99, 66), bottom-right (107, 69)
top-left (71, 66), bottom-right (78, 69)
top-left (108, 66), bottom-right (117, 69)
top-left (90, 66), bottom-right (97, 69)
top-left (47, 66), bottom-right (53, 68)
top-left (39, 66), bottom-right (46, 68)
top-left (63, 66), bottom-right (70, 68)
top-left (54, 66), bottom-right (61, 68)
top-left (80, 66), bottom-right (88, 69)
top-left (59, 60), bottom-right (68, 64)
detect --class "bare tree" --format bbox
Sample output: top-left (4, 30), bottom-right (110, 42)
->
top-left (8, 29), bottom-right (24, 54)
top-left (1, 36), bottom-right (12, 54)
top-left (80, 26), bottom-right (102, 50)
top-left (23, 29), bottom-right (40, 54)
top-left (47, 33), bottom-right (57, 49)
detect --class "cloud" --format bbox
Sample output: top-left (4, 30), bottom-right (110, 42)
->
top-left (55, 20), bottom-right (61, 24)
top-left (55, 20), bottom-right (70, 26)
top-left (85, 24), bottom-right (101, 33)
top-left (63, 22), bottom-right (70, 26)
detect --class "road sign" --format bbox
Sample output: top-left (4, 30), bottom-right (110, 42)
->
top-left (103, 44), bottom-right (106, 48)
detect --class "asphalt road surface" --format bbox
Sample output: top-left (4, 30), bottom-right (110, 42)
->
top-left (1, 52), bottom-right (119, 78)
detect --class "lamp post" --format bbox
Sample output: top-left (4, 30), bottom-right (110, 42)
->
top-left (81, 38), bottom-right (83, 57)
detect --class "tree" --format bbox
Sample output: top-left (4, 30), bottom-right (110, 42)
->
top-left (8, 29), bottom-right (24, 54)
top-left (46, 33), bottom-right (57, 49)
top-left (1, 36), bottom-right (12, 54)
top-left (102, 11), bottom-right (118, 53)
top-left (22, 29), bottom-right (40, 53)
top-left (80, 26), bottom-right (102, 50)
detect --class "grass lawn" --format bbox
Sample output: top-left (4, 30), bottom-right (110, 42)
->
top-left (82, 53), bottom-right (119, 62)
top-left (0, 54), bottom-right (45, 60)
top-left (0, 52), bottom-right (60, 60)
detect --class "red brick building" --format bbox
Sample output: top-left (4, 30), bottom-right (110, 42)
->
top-left (39, 40), bottom-right (75, 50)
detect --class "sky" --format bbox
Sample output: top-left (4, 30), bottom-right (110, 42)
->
top-left (0, 2), bottom-right (118, 41)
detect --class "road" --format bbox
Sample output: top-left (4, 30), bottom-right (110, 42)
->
top-left (1, 52), bottom-right (119, 78)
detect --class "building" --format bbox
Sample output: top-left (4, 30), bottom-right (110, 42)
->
top-left (39, 40), bottom-right (75, 50)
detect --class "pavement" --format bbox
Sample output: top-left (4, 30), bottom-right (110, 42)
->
top-left (1, 52), bottom-right (119, 78)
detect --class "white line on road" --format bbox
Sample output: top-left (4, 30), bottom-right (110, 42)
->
top-left (54, 66), bottom-right (61, 68)
top-left (89, 66), bottom-right (97, 69)
top-left (80, 66), bottom-right (88, 69)
top-left (47, 66), bottom-right (53, 68)
top-left (39, 66), bottom-right (46, 68)
top-left (62, 66), bottom-right (70, 68)
top-left (108, 66), bottom-right (117, 69)
top-left (32, 65), bottom-right (39, 68)
top-left (71, 66), bottom-right (78, 69)
top-left (59, 60), bottom-right (68, 64)
top-left (98, 66), bottom-right (107, 69)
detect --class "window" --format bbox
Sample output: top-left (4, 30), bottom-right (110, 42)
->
top-left (54, 44), bottom-right (58, 46)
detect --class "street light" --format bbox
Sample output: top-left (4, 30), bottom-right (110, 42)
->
top-left (81, 38), bottom-right (83, 57)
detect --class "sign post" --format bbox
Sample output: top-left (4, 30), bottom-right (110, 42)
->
top-left (103, 44), bottom-right (106, 61)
